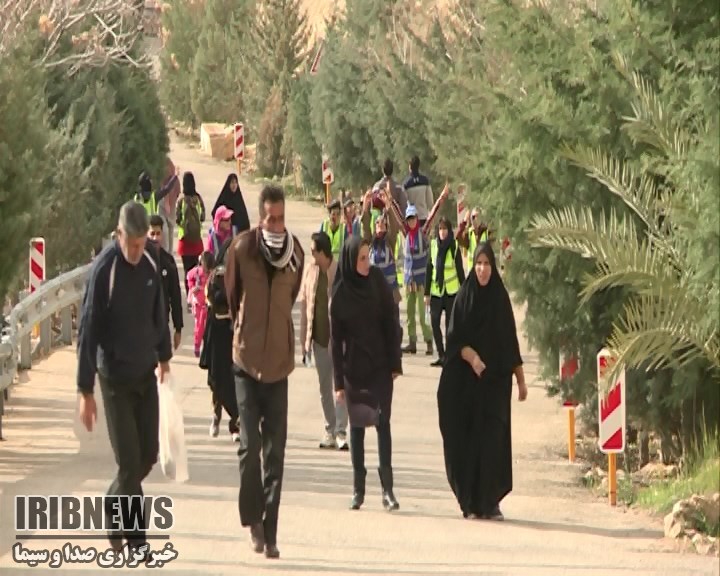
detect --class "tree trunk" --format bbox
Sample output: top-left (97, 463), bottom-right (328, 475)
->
top-left (639, 430), bottom-right (650, 469)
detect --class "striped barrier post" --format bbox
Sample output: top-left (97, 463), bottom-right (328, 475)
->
top-left (597, 348), bottom-right (626, 506)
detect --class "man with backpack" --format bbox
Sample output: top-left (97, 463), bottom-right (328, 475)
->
top-left (76, 201), bottom-right (172, 560)
top-left (175, 172), bottom-right (206, 302)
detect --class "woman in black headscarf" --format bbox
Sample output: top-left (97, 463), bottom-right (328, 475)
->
top-left (211, 173), bottom-right (250, 234)
top-left (424, 216), bottom-right (465, 367)
top-left (437, 242), bottom-right (528, 521)
top-left (331, 237), bottom-right (403, 512)
top-left (199, 233), bottom-right (239, 442)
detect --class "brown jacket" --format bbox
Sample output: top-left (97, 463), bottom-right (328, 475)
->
top-left (298, 259), bottom-right (337, 353)
top-left (225, 228), bottom-right (305, 383)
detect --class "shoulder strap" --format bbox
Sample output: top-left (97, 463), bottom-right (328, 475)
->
top-left (108, 250), bottom-right (158, 304)
top-left (216, 236), bottom-right (233, 266)
top-left (143, 249), bottom-right (158, 272)
top-left (108, 256), bottom-right (117, 305)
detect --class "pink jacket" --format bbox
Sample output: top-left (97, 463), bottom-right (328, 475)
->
top-left (187, 265), bottom-right (208, 308)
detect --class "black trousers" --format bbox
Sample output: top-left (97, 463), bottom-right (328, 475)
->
top-left (181, 255), bottom-right (197, 296)
top-left (234, 367), bottom-right (288, 545)
top-left (350, 417), bottom-right (393, 474)
top-left (99, 370), bottom-right (158, 547)
top-left (430, 293), bottom-right (455, 358)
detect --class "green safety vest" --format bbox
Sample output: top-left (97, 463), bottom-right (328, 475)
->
top-left (321, 220), bottom-right (345, 257)
top-left (467, 228), bottom-right (488, 270)
top-left (134, 191), bottom-right (157, 216)
top-left (430, 239), bottom-right (460, 297)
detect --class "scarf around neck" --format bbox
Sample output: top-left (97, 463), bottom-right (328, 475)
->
top-left (260, 228), bottom-right (298, 272)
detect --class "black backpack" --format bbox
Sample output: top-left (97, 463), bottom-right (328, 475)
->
top-left (206, 237), bottom-right (233, 317)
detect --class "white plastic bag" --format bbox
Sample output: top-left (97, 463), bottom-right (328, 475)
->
top-left (157, 374), bottom-right (189, 483)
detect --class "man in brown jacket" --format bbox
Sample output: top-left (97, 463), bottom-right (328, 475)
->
top-left (224, 185), bottom-right (304, 560)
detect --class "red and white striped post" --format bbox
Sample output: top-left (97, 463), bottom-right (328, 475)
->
top-left (597, 348), bottom-right (626, 506)
top-left (29, 238), bottom-right (46, 338)
top-left (234, 123), bottom-right (245, 176)
top-left (560, 352), bottom-right (579, 462)
top-left (29, 237), bottom-right (46, 294)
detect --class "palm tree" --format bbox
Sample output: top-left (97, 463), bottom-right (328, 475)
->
top-left (527, 53), bottom-right (719, 391)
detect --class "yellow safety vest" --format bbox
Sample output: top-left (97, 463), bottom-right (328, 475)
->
top-left (321, 220), bottom-right (345, 257)
top-left (467, 228), bottom-right (488, 270)
top-left (430, 239), bottom-right (460, 297)
top-left (177, 196), bottom-right (202, 240)
top-left (134, 192), bottom-right (157, 216)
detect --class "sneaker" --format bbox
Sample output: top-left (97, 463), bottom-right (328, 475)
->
top-left (336, 433), bottom-right (349, 451)
top-left (231, 432), bottom-right (240, 442)
top-left (319, 432), bottom-right (336, 449)
top-left (209, 417), bottom-right (219, 438)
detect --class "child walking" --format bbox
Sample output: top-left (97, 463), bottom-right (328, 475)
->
top-left (187, 251), bottom-right (215, 357)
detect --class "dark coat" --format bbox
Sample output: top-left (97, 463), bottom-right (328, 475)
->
top-left (330, 266), bottom-right (402, 418)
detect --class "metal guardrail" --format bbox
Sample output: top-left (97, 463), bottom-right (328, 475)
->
top-left (0, 264), bottom-right (92, 439)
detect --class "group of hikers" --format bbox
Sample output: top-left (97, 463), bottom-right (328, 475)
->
top-left (76, 154), bottom-right (527, 563)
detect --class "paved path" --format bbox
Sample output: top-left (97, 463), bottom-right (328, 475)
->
top-left (0, 136), bottom-right (717, 575)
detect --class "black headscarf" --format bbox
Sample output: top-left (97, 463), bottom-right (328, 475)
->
top-left (182, 172), bottom-right (198, 196)
top-left (138, 171), bottom-right (152, 200)
top-left (444, 242), bottom-right (522, 376)
top-left (212, 174), bottom-right (250, 233)
top-left (434, 219), bottom-right (456, 291)
top-left (332, 236), bottom-right (372, 302)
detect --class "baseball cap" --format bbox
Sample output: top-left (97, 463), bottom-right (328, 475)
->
top-left (405, 205), bottom-right (418, 219)
top-left (216, 205), bottom-right (234, 220)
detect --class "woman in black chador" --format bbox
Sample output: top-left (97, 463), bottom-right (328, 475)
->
top-left (331, 237), bottom-right (403, 511)
top-left (437, 242), bottom-right (528, 520)
top-left (199, 237), bottom-right (239, 441)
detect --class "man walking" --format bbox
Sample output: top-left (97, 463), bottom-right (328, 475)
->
top-left (319, 199), bottom-right (347, 259)
top-left (298, 231), bottom-right (348, 450)
top-left (373, 158), bottom-right (408, 216)
top-left (148, 214), bottom-right (184, 351)
top-left (76, 201), bottom-right (172, 556)
top-left (402, 155), bottom-right (434, 226)
top-left (225, 185), bottom-right (304, 560)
